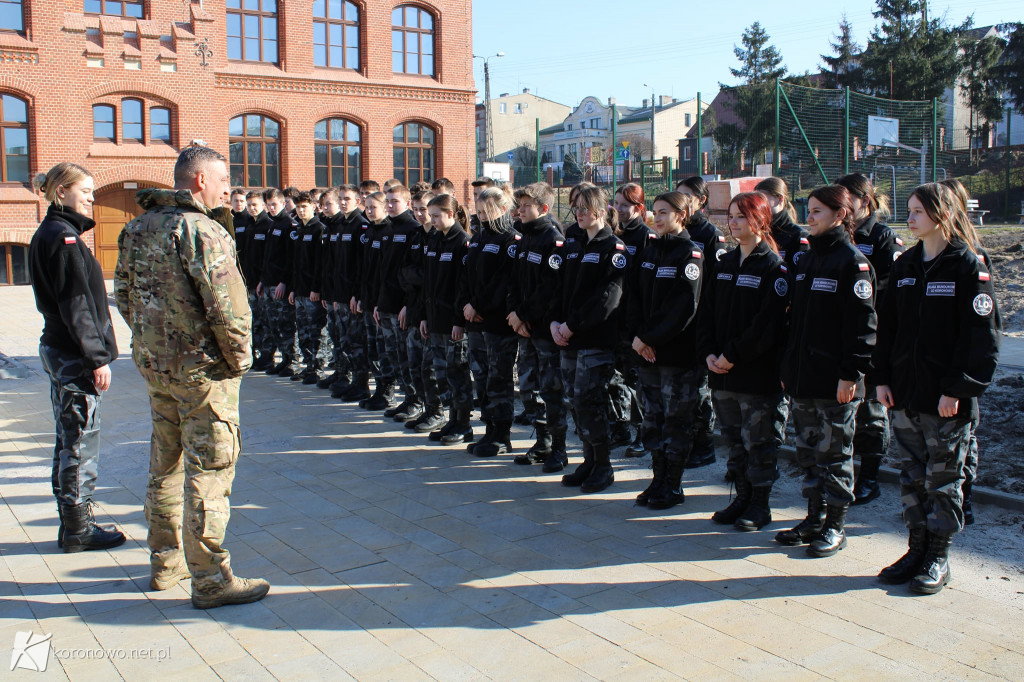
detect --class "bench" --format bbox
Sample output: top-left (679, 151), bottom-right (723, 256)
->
top-left (967, 199), bottom-right (989, 226)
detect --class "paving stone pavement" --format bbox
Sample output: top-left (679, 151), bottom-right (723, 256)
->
top-left (2, 284), bottom-right (1024, 681)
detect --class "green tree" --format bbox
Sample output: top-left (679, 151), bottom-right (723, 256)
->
top-left (859, 0), bottom-right (964, 101)
top-left (994, 23), bottom-right (1024, 114)
top-left (821, 15), bottom-right (862, 90)
top-left (960, 32), bottom-right (1007, 157)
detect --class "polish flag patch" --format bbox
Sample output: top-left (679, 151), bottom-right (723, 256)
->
top-left (858, 262), bottom-right (870, 272)
top-left (979, 271), bottom-right (990, 282)
top-left (615, 242), bottom-right (626, 250)
top-left (64, 236), bottom-right (76, 244)
top-left (895, 237), bottom-right (905, 246)
top-left (554, 240), bottom-right (563, 247)
top-left (717, 235), bottom-right (727, 242)
top-left (780, 265), bottom-right (788, 273)
top-left (692, 250), bottom-right (703, 259)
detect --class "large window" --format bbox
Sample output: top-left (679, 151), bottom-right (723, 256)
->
top-left (83, 0), bottom-right (143, 17)
top-left (0, 0), bottom-right (24, 32)
top-left (229, 114), bottom-right (280, 188)
top-left (391, 5), bottom-right (434, 76)
top-left (122, 98), bottom-right (143, 142)
top-left (392, 122), bottom-right (434, 186)
top-left (93, 104), bottom-right (116, 142)
top-left (0, 244), bottom-right (29, 285)
top-left (1, 94), bottom-right (28, 183)
top-left (314, 118), bottom-right (361, 187)
top-left (226, 0), bottom-right (278, 63)
top-left (150, 107), bottom-right (170, 142)
top-left (313, 0), bottom-right (359, 70)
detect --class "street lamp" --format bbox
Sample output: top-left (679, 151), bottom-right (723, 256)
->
top-left (474, 51), bottom-right (504, 170)
top-left (643, 82), bottom-right (656, 161)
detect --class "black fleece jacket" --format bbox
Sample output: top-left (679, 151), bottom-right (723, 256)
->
top-left (555, 225), bottom-right (627, 350)
top-left (458, 221), bottom-right (520, 334)
top-left (852, 211), bottom-right (905, 297)
top-left (770, 210), bottom-right (810, 270)
top-left (424, 224), bottom-right (471, 333)
top-left (508, 214), bottom-right (564, 328)
top-left (377, 210), bottom-right (421, 314)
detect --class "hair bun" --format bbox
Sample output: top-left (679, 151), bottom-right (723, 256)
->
top-left (32, 172), bottom-right (48, 193)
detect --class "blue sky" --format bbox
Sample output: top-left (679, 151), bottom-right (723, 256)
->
top-left (472, 0), bottom-right (1024, 108)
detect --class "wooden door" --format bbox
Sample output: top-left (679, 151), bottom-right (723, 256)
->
top-left (93, 184), bottom-right (156, 276)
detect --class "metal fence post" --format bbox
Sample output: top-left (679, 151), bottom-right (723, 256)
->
top-left (932, 98), bottom-right (938, 183)
top-left (774, 79), bottom-right (780, 177)
top-left (612, 103), bottom-right (618, 196)
top-left (535, 118), bottom-right (540, 183)
top-left (1006, 106), bottom-right (1013, 219)
top-left (844, 86), bottom-right (850, 176)
top-left (696, 92), bottom-right (702, 176)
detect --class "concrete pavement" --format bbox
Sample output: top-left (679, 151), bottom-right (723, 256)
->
top-left (2, 284), bottom-right (1023, 680)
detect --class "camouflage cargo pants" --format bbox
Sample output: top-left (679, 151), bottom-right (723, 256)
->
top-left (571, 348), bottom-right (616, 448)
top-left (611, 345), bottom-right (642, 425)
top-left (295, 296), bottom-right (327, 372)
top-left (343, 307), bottom-right (368, 374)
top-left (791, 397), bottom-right (859, 506)
top-left (482, 332), bottom-right (519, 423)
top-left (467, 330), bottom-right (489, 418)
top-left (262, 289), bottom-right (297, 366)
top-left (379, 313), bottom-right (413, 395)
top-left (40, 344), bottom-right (101, 506)
top-left (964, 417), bottom-right (980, 486)
top-left (893, 409), bottom-right (971, 535)
top-left (531, 336), bottom-right (568, 439)
top-left (692, 370), bottom-right (717, 450)
top-left (142, 370), bottom-right (241, 595)
top-left (853, 386), bottom-right (891, 464)
top-left (637, 364), bottom-right (700, 464)
top-left (256, 289), bottom-right (278, 361)
top-left (248, 291), bottom-right (272, 361)
top-left (431, 333), bottom-right (474, 412)
top-left (712, 389), bottom-right (783, 487)
top-left (325, 305), bottom-right (348, 372)
top-left (517, 337), bottom-right (542, 414)
top-left (559, 347), bottom-right (579, 431)
top-left (364, 310), bottom-right (384, 379)
top-left (407, 328), bottom-right (440, 408)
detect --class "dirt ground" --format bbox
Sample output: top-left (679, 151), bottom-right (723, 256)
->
top-left (978, 226), bottom-right (1024, 337)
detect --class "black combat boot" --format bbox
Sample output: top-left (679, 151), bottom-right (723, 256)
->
top-left (775, 495), bottom-right (827, 546)
top-left (57, 504), bottom-right (64, 549)
top-left (712, 477), bottom-right (752, 525)
top-left (807, 504), bottom-right (849, 557)
top-left (393, 399), bottom-right (425, 423)
top-left (647, 456), bottom-right (684, 509)
top-left (910, 532), bottom-right (953, 595)
top-left (474, 421), bottom-right (512, 457)
top-left (61, 502), bottom-right (126, 553)
top-left (340, 373), bottom-right (371, 402)
top-left (542, 429), bottom-right (569, 473)
top-left (272, 361), bottom-right (293, 377)
top-left (301, 370), bottom-right (319, 385)
top-left (441, 409), bottom-right (475, 445)
top-left (409, 404), bottom-right (443, 432)
top-left (384, 395), bottom-right (413, 418)
top-left (329, 371), bottom-right (354, 396)
top-left (562, 443), bottom-right (595, 487)
top-left (962, 480), bottom-right (974, 526)
top-left (252, 355), bottom-right (274, 372)
top-left (636, 450), bottom-right (666, 506)
top-left (852, 455), bottom-right (882, 505)
top-left (466, 419), bottom-right (491, 453)
top-left (624, 428), bottom-right (649, 458)
top-left (515, 421), bottom-right (551, 465)
top-left (735, 486), bottom-right (773, 531)
top-left (317, 370), bottom-right (341, 389)
top-left (609, 422), bottom-right (631, 449)
top-left (686, 431), bottom-right (716, 468)
top-left (580, 444), bottom-right (614, 493)
top-left (362, 381), bottom-right (396, 410)
top-left (878, 527), bottom-right (929, 584)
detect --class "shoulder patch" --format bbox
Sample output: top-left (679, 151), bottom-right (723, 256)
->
top-left (715, 248), bottom-right (727, 261)
top-left (774, 278), bottom-right (788, 296)
top-left (554, 240), bottom-right (564, 247)
top-left (548, 254), bottom-right (562, 270)
top-left (611, 252), bottom-right (627, 269)
top-left (895, 237), bottom-right (904, 246)
top-left (800, 237), bottom-right (809, 245)
top-left (64, 236), bottom-right (77, 245)
top-left (615, 242), bottom-right (626, 251)
top-left (853, 279), bottom-right (873, 300)
top-left (691, 250), bottom-right (703, 259)
top-left (514, 233), bottom-right (521, 240)
top-left (648, 232), bottom-right (658, 239)
top-left (979, 271), bottom-right (990, 282)
top-left (717, 235), bottom-right (727, 242)
top-left (858, 262), bottom-right (870, 272)
top-left (973, 293), bottom-right (994, 316)
top-left (684, 263), bottom-right (700, 280)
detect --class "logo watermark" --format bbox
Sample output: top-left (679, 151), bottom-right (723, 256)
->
top-left (10, 632), bottom-right (170, 672)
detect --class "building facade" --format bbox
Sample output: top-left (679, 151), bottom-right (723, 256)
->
top-left (475, 89), bottom-right (570, 170)
top-left (0, 0), bottom-right (475, 279)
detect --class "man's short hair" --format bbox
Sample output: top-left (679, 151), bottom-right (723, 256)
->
top-left (294, 191), bottom-right (315, 206)
top-left (412, 190), bottom-right (435, 204)
top-left (263, 188), bottom-right (285, 202)
top-left (410, 181), bottom-right (431, 194)
top-left (230, 188), bottom-right (247, 198)
top-left (245, 190), bottom-right (265, 201)
top-left (514, 182), bottom-right (555, 211)
top-left (338, 184), bottom-right (359, 195)
top-left (383, 178), bottom-right (402, 190)
top-left (471, 177), bottom-right (496, 188)
top-left (431, 177), bottom-right (456, 194)
top-left (359, 180), bottom-right (380, 192)
top-left (283, 187), bottom-right (300, 199)
top-left (386, 184), bottom-right (411, 202)
top-left (173, 145), bottom-right (227, 187)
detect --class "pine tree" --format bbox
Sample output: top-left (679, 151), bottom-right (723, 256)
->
top-left (994, 23), bottom-right (1024, 114)
top-left (960, 32), bottom-right (1007, 155)
top-left (821, 15), bottom-right (862, 89)
top-left (729, 21), bottom-right (786, 84)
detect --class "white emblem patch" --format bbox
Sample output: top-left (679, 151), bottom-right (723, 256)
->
top-left (774, 278), bottom-right (788, 296)
top-left (548, 254), bottom-right (562, 270)
top-left (973, 293), bottom-right (994, 316)
top-left (684, 263), bottom-right (700, 280)
top-left (611, 253), bottom-right (627, 269)
top-left (793, 251), bottom-right (804, 264)
top-left (854, 279), bottom-right (873, 300)
top-left (507, 244), bottom-right (517, 258)
top-left (715, 248), bottom-right (727, 261)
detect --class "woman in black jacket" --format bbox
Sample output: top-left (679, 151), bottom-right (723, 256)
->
top-left (874, 183), bottom-right (999, 595)
top-left (755, 177), bottom-right (810, 270)
top-left (700, 192), bottom-right (790, 531)
top-left (776, 185), bottom-right (876, 558)
top-left (28, 163), bottom-right (125, 553)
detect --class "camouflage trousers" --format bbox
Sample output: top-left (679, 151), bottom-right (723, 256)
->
top-left (248, 291), bottom-right (272, 361)
top-left (342, 307), bottom-right (368, 374)
top-left (853, 387), bottom-right (891, 466)
top-left (467, 331), bottom-right (490, 417)
top-left (325, 305), bottom-right (347, 371)
top-left (431, 333), bottom-right (474, 412)
top-left (609, 345), bottom-right (642, 425)
top-left (407, 328), bottom-right (440, 408)
top-left (791, 397), bottom-right (859, 506)
top-left (692, 370), bottom-right (717, 452)
top-left (712, 390), bottom-right (783, 487)
top-left (637, 364), bottom-right (700, 464)
top-left (40, 344), bottom-right (101, 507)
top-left (893, 409), bottom-right (971, 535)
top-left (774, 394), bottom-right (791, 449)
top-left (964, 417), bottom-right (980, 486)
top-left (261, 289), bottom-right (297, 366)
top-left (295, 296), bottom-right (327, 372)
top-left (483, 332), bottom-right (519, 423)
top-left (364, 310), bottom-right (384, 379)
top-left (530, 336), bottom-right (568, 439)
top-left (567, 348), bottom-right (616, 448)
top-left (379, 313), bottom-right (413, 395)
top-left (559, 348), bottom-right (579, 430)
top-left (517, 337), bottom-right (542, 414)
top-left (141, 370), bottom-right (241, 595)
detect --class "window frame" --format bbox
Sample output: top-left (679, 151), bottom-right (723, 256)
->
top-left (226, 0), bottom-right (279, 64)
top-left (314, 117), bottom-right (362, 187)
top-left (0, 243), bottom-right (30, 285)
top-left (228, 113), bottom-right (281, 189)
top-left (150, 106), bottom-right (171, 144)
top-left (313, 0), bottom-right (360, 71)
top-left (0, 93), bottom-right (30, 185)
top-left (392, 121), bottom-right (436, 187)
top-left (121, 98), bottom-right (144, 144)
top-left (0, 0), bottom-right (25, 33)
top-left (83, 0), bottom-right (144, 18)
top-left (391, 4), bottom-right (435, 77)
top-left (92, 103), bottom-right (117, 143)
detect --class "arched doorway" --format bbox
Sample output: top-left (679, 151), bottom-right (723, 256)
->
top-left (93, 181), bottom-right (165, 276)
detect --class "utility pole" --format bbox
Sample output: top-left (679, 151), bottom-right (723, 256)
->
top-left (474, 52), bottom-right (504, 169)
top-left (643, 83), bottom-right (656, 161)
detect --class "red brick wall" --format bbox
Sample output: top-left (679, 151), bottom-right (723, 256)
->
top-left (0, 0), bottom-right (476, 249)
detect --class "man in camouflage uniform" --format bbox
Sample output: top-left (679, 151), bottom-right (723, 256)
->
top-left (114, 146), bottom-right (269, 609)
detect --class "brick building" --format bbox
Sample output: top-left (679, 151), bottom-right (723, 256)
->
top-left (0, 0), bottom-right (475, 280)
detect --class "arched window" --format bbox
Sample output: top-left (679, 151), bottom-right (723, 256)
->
top-left (83, 0), bottom-right (142, 18)
top-left (391, 5), bottom-right (434, 76)
top-left (122, 98), bottom-right (143, 142)
top-left (226, 0), bottom-right (278, 63)
top-left (392, 122), bottom-right (434, 186)
top-left (0, 0), bottom-right (24, 32)
top-left (229, 114), bottom-right (280, 188)
top-left (314, 118), bottom-right (360, 186)
top-left (150, 107), bottom-right (171, 143)
top-left (313, 0), bottom-right (359, 70)
top-left (1, 94), bottom-right (29, 183)
top-left (92, 104), bottom-right (115, 142)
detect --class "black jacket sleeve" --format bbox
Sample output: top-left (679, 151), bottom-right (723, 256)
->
top-left (722, 263), bottom-right (791, 366)
top-left (839, 258), bottom-right (877, 383)
top-left (57, 242), bottom-right (116, 369)
top-left (944, 261), bottom-right (1000, 398)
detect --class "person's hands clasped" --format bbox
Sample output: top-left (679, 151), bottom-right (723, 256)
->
top-left (837, 379), bottom-right (857, 405)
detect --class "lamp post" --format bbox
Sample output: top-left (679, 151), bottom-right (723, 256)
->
top-left (474, 52), bottom-right (504, 170)
top-left (643, 83), bottom-right (656, 161)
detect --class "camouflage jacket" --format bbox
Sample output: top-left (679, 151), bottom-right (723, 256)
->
top-left (114, 189), bottom-right (252, 382)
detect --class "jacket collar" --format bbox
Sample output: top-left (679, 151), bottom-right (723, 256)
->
top-left (585, 225), bottom-right (615, 243)
top-left (621, 216), bottom-right (647, 234)
top-left (441, 223), bottom-right (466, 242)
top-left (854, 212), bottom-right (879, 239)
top-left (46, 203), bottom-right (95, 234)
top-left (808, 225), bottom-right (848, 250)
top-left (136, 188), bottom-right (212, 216)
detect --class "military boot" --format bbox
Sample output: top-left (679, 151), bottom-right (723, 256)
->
top-left (735, 485), bottom-right (773, 531)
top-left (542, 429), bottom-right (569, 473)
top-left (624, 428), bottom-right (650, 458)
top-left (562, 443), bottom-right (595, 487)
top-left (636, 450), bottom-right (666, 506)
top-left (580, 444), bottom-right (614, 493)
top-left (252, 355), bottom-right (274, 372)
top-left (647, 456), bottom-right (684, 508)
top-left (878, 527), bottom-right (928, 584)
top-left (339, 373), bottom-right (371, 402)
top-left (686, 431), bottom-right (716, 468)
top-left (807, 504), bottom-right (849, 557)
top-left (852, 455), bottom-right (882, 505)
top-left (909, 532), bottom-right (953, 595)
top-left (609, 421), bottom-right (632, 449)
top-left (474, 421), bottom-right (512, 457)
top-left (392, 398), bottom-right (425, 423)
top-left (150, 560), bottom-right (192, 591)
top-left (61, 502), bottom-right (126, 553)
top-left (515, 421), bottom-right (551, 465)
top-left (57, 504), bottom-right (64, 549)
top-left (329, 371), bottom-right (354, 396)
top-left (384, 395), bottom-right (414, 418)
top-left (712, 477), bottom-right (752, 525)
top-left (466, 419), bottom-right (490, 454)
top-left (775, 495), bottom-right (827, 546)
top-left (317, 370), bottom-right (340, 389)
top-left (429, 410), bottom-right (458, 441)
top-left (441, 409), bottom-right (475, 445)
top-left (362, 381), bottom-right (396, 410)
top-left (409, 404), bottom-right (443, 431)
top-left (191, 576), bottom-right (271, 610)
